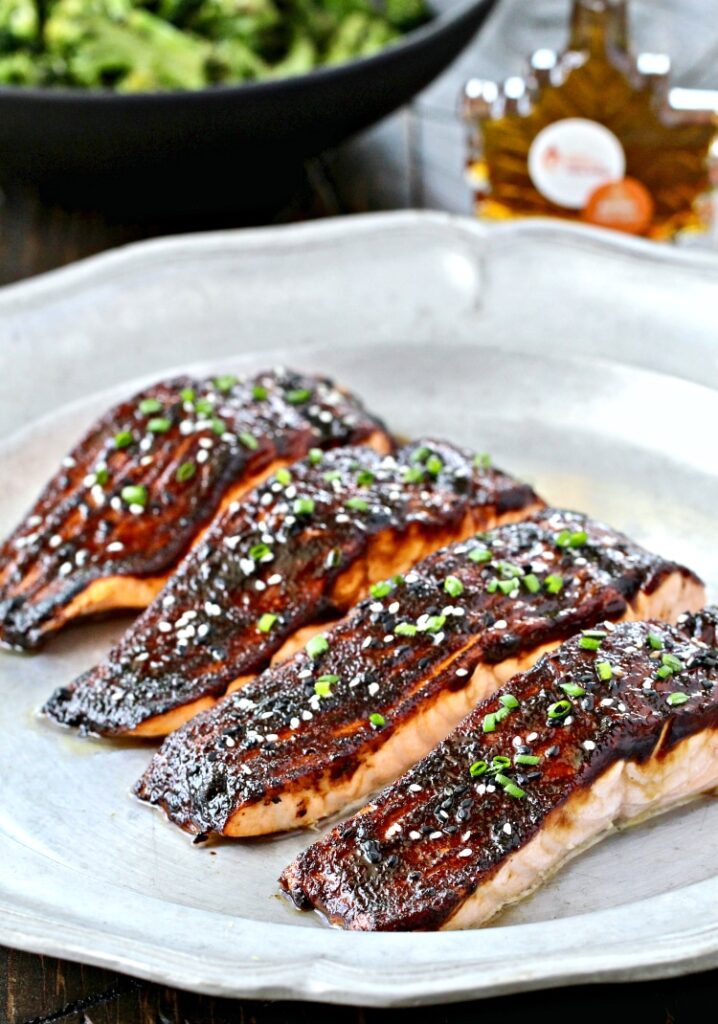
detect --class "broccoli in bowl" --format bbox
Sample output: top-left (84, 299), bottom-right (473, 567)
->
top-left (0, 0), bottom-right (430, 90)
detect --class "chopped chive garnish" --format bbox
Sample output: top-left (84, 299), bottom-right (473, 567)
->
top-left (370, 580), bottom-right (392, 599)
top-left (499, 694), bottom-right (519, 709)
top-left (402, 466), bottom-right (424, 484)
top-left (579, 636), bottom-right (602, 651)
top-left (494, 773), bottom-right (512, 787)
top-left (138, 398), bottom-right (162, 414)
top-left (647, 633), bottom-right (664, 650)
top-left (515, 753), bottom-right (540, 766)
top-left (491, 755), bottom-right (511, 770)
top-left (495, 706), bottom-right (511, 722)
top-left (306, 634), bottom-right (329, 659)
top-left (369, 712), bottom-right (386, 728)
top-left (662, 653), bottom-right (684, 673)
top-left (497, 561), bottom-right (524, 579)
top-left (94, 467), bottom-right (109, 485)
top-left (560, 682), bottom-right (585, 697)
top-left (239, 431), bottom-right (258, 450)
top-left (176, 461), bottom-right (196, 483)
top-left (323, 470), bottom-right (342, 482)
top-left (211, 418), bottom-right (227, 436)
top-left (120, 484), bottom-right (147, 507)
top-left (214, 375), bottom-right (237, 393)
top-left (252, 384), bottom-right (268, 400)
top-left (114, 431), bottom-right (133, 449)
top-left (469, 760), bottom-right (488, 777)
top-left (195, 397), bottom-right (213, 415)
top-left (180, 387), bottom-right (195, 403)
top-left (410, 446), bottom-right (431, 464)
top-left (498, 579), bottom-right (519, 595)
top-left (345, 497), bottom-right (369, 512)
top-left (503, 781), bottom-right (526, 799)
top-left (656, 665), bottom-right (674, 680)
top-left (286, 388), bottom-right (311, 404)
top-left (523, 573), bottom-right (541, 593)
top-left (425, 454), bottom-right (443, 476)
top-left (421, 615), bottom-right (446, 634)
top-left (444, 575), bottom-right (464, 598)
top-left (314, 675), bottom-right (337, 697)
top-left (486, 579), bottom-right (499, 594)
top-left (482, 713), bottom-right (497, 733)
top-left (544, 574), bottom-right (564, 594)
top-left (293, 497), bottom-right (315, 516)
top-left (308, 448), bottom-right (323, 465)
top-left (257, 612), bottom-right (277, 633)
top-left (275, 468), bottom-right (292, 486)
top-left (356, 469), bottom-right (375, 486)
top-left (249, 542), bottom-right (271, 560)
top-left (468, 546), bottom-right (492, 564)
top-left (473, 452), bottom-right (491, 469)
top-left (667, 691), bottom-right (689, 706)
top-left (596, 661), bottom-right (613, 682)
top-left (556, 529), bottom-right (587, 548)
top-left (547, 699), bottom-right (572, 719)
top-left (395, 622), bottom-right (418, 637)
top-left (148, 417), bottom-right (171, 434)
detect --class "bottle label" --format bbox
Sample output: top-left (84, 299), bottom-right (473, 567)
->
top-left (528, 118), bottom-right (626, 209)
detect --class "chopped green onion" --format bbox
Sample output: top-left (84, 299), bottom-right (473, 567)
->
top-left (499, 694), bottom-right (519, 709)
top-left (148, 417), bottom-right (171, 434)
top-left (596, 661), bottom-right (614, 682)
top-left (180, 387), bottom-right (195, 403)
top-left (582, 629), bottom-right (608, 639)
top-left (211, 418), bottom-right (227, 436)
top-left (473, 452), bottom-right (491, 469)
top-left (323, 470), bottom-right (342, 482)
top-left (486, 579), bottom-right (499, 594)
top-left (293, 497), bottom-right (315, 516)
top-left (495, 706), bottom-right (511, 722)
top-left (138, 398), bottom-right (162, 414)
top-left (421, 615), bottom-right (446, 634)
top-left (444, 575), bottom-right (464, 598)
top-left (560, 682), bottom-right (586, 697)
top-left (497, 561), bottom-right (524, 579)
top-left (114, 431), bottom-right (133, 449)
top-left (176, 461), bottom-right (196, 483)
top-left (482, 713), bottom-right (497, 733)
top-left (494, 773), bottom-right (512, 787)
top-left (314, 675), bottom-right (337, 697)
top-left (286, 388), bottom-right (311, 404)
top-left (547, 699), bottom-right (572, 719)
top-left (498, 579), bottom-right (519, 595)
top-left (356, 469), bottom-right (375, 487)
top-left (370, 580), bottom-right (392, 599)
top-left (647, 633), bottom-right (664, 650)
top-left (275, 467), bottom-right (292, 486)
top-left (523, 573), bottom-right (541, 593)
top-left (556, 529), bottom-right (587, 548)
top-left (306, 634), bottom-right (329, 659)
top-left (239, 431), bottom-right (258, 450)
top-left (94, 467), bottom-right (109, 485)
top-left (666, 691), bottom-right (689, 706)
top-left (503, 781), bottom-right (526, 799)
top-left (395, 622), bottom-right (418, 637)
top-left (345, 497), bottom-right (369, 512)
top-left (514, 753), bottom-right (540, 766)
top-left (656, 665), bottom-right (674, 680)
top-left (410, 446), bottom-right (431, 464)
top-left (249, 542), bottom-right (271, 561)
top-left (214, 375), bottom-right (237, 393)
top-left (369, 712), bottom-right (386, 728)
top-left (579, 636), bottom-right (602, 651)
top-left (544, 574), bottom-right (564, 594)
top-left (252, 384), bottom-right (268, 401)
top-left (120, 484), bottom-right (147, 507)
top-left (662, 653), bottom-right (684, 673)
top-left (402, 466), bottom-right (424, 484)
top-left (257, 613), bottom-right (277, 633)
top-left (308, 448), bottom-right (323, 465)
top-left (195, 397), bottom-right (213, 416)
top-left (491, 755), bottom-right (511, 770)
top-left (469, 760), bottom-right (488, 777)
top-left (425, 454), bottom-right (443, 476)
top-left (468, 546), bottom-right (492, 564)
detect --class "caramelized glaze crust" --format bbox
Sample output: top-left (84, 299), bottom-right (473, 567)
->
top-left (45, 441), bottom-right (539, 735)
top-left (0, 369), bottom-right (389, 650)
top-left (280, 609), bottom-right (718, 930)
top-left (135, 509), bottom-right (700, 836)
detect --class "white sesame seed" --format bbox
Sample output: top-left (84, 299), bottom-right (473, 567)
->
top-left (409, 831), bottom-right (421, 840)
top-left (107, 541), bottom-right (124, 552)
top-left (385, 822), bottom-right (402, 838)
top-left (368, 682), bottom-right (380, 696)
top-left (455, 668), bottom-right (468, 677)
top-left (58, 562), bottom-right (72, 576)
top-left (494, 619), bottom-right (508, 630)
top-left (225, 736), bottom-right (236, 748)
top-left (409, 783), bottom-right (423, 793)
top-left (458, 848), bottom-right (472, 858)
top-left (205, 602), bottom-right (221, 616)
top-left (583, 740), bottom-right (596, 751)
top-left (461, 831), bottom-right (471, 841)
top-left (388, 601), bottom-right (400, 614)
top-left (62, 456), bottom-right (76, 468)
top-left (199, 437), bottom-right (213, 449)
top-left (158, 622), bottom-right (172, 633)
top-left (361, 637), bottom-right (372, 649)
top-left (197, 624), bottom-right (210, 638)
top-left (383, 635), bottom-right (395, 644)
top-left (49, 534), bottom-right (62, 548)
top-left (526, 731), bottom-right (538, 742)
top-left (110, 496), bottom-right (122, 511)
top-left (239, 558), bottom-right (255, 576)
top-left (255, 580), bottom-right (266, 591)
top-left (267, 573), bottom-right (282, 585)
top-left (301, 710), bottom-right (313, 721)
top-left (290, 717), bottom-right (300, 729)
top-left (503, 822), bottom-right (512, 835)
top-left (335, 513), bottom-right (350, 524)
top-left (197, 450), bottom-right (209, 464)
top-left (129, 504), bottom-right (144, 516)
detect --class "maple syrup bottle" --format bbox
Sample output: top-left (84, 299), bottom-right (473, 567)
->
top-left (462, 0), bottom-right (718, 239)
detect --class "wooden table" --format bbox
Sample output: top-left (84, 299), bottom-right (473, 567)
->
top-left (3, 1), bottom-right (718, 1018)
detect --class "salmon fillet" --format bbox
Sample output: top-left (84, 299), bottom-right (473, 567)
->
top-left (280, 608), bottom-right (718, 930)
top-left (0, 369), bottom-right (390, 651)
top-left (135, 509), bottom-right (703, 837)
top-left (45, 440), bottom-right (541, 737)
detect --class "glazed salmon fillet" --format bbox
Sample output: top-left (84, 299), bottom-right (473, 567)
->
top-left (135, 510), bottom-right (703, 837)
top-left (0, 369), bottom-right (390, 650)
top-left (280, 609), bottom-right (718, 930)
top-left (45, 440), bottom-right (540, 736)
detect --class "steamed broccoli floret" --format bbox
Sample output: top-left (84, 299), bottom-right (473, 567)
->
top-left (0, 49), bottom-right (40, 80)
top-left (323, 10), bottom-right (395, 64)
top-left (381, 0), bottom-right (428, 30)
top-left (0, 0), bottom-right (38, 53)
top-left (206, 33), bottom-right (267, 80)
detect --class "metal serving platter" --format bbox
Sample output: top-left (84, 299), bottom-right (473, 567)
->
top-left (0, 212), bottom-right (717, 1005)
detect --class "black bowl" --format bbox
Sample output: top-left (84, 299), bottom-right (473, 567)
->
top-left (0, 0), bottom-right (497, 215)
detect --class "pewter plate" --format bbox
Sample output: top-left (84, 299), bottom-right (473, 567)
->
top-left (1, 212), bottom-right (718, 1005)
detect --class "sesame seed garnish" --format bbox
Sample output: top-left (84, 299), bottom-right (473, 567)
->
top-left (455, 668), bottom-right (468, 677)
top-left (458, 848), bottom-right (472, 858)
top-left (107, 541), bottom-right (124, 552)
top-left (494, 619), bottom-right (508, 630)
top-left (583, 740), bottom-right (596, 751)
top-left (502, 823), bottom-right (512, 835)
top-left (409, 830), bottom-right (421, 840)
